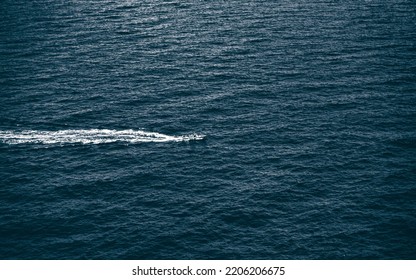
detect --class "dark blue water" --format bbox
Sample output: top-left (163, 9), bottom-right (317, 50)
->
top-left (1, 0), bottom-right (415, 259)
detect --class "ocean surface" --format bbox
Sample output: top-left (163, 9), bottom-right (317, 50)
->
top-left (1, 0), bottom-right (415, 259)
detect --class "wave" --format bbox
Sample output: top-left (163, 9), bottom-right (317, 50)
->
top-left (0, 129), bottom-right (205, 145)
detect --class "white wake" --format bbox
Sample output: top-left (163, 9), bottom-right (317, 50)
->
top-left (0, 129), bottom-right (205, 145)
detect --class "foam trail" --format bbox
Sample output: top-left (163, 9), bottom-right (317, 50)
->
top-left (0, 129), bottom-right (205, 145)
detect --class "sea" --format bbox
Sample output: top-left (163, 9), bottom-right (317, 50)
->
top-left (0, 0), bottom-right (415, 260)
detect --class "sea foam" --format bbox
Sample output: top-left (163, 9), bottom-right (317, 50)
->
top-left (0, 129), bottom-right (205, 145)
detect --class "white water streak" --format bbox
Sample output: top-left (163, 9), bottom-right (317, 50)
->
top-left (0, 129), bottom-right (205, 145)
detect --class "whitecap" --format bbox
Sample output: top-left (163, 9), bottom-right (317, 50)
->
top-left (0, 129), bottom-right (206, 145)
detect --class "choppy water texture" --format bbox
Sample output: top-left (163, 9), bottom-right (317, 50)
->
top-left (1, 0), bottom-right (415, 259)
